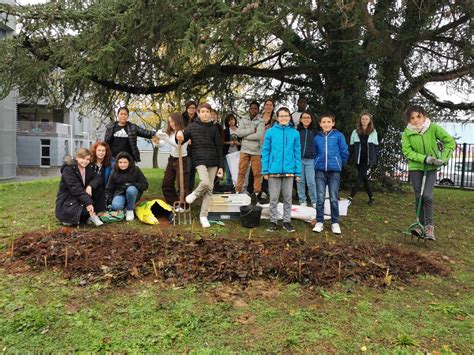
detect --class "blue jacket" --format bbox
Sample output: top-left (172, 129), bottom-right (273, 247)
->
top-left (262, 123), bottom-right (302, 176)
top-left (313, 129), bottom-right (349, 172)
top-left (298, 127), bottom-right (317, 159)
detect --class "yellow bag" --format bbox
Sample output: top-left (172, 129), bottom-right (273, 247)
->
top-left (135, 199), bottom-right (173, 225)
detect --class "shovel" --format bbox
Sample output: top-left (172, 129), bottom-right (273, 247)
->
top-left (173, 142), bottom-right (192, 225)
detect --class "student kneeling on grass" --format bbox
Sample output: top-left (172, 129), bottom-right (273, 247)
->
top-left (261, 107), bottom-right (302, 233)
top-left (176, 102), bottom-right (225, 228)
top-left (312, 113), bottom-right (349, 235)
top-left (55, 148), bottom-right (103, 227)
top-left (105, 152), bottom-right (149, 222)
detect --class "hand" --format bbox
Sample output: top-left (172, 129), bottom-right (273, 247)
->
top-left (176, 131), bottom-right (184, 142)
top-left (235, 141), bottom-right (241, 146)
top-left (230, 141), bottom-right (235, 145)
top-left (425, 155), bottom-right (436, 164)
top-left (85, 186), bottom-right (92, 196)
top-left (433, 158), bottom-right (445, 166)
top-left (295, 176), bottom-right (301, 182)
top-left (263, 175), bottom-right (269, 180)
top-left (86, 204), bottom-right (94, 213)
top-left (152, 136), bottom-right (160, 144)
top-left (216, 168), bottom-right (224, 179)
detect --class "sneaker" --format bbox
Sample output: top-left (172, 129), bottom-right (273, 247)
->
top-left (368, 196), bottom-right (374, 205)
top-left (300, 202), bottom-right (307, 207)
top-left (174, 206), bottom-right (186, 213)
top-left (266, 222), bottom-right (278, 232)
top-left (250, 192), bottom-right (258, 205)
top-left (126, 210), bottom-right (134, 221)
top-left (200, 216), bottom-right (211, 228)
top-left (185, 192), bottom-right (197, 204)
top-left (283, 222), bottom-right (295, 233)
top-left (87, 215), bottom-right (104, 227)
top-left (424, 225), bottom-right (436, 240)
top-left (331, 223), bottom-right (341, 234)
top-left (312, 222), bottom-right (324, 233)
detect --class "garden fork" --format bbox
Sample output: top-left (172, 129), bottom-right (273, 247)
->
top-left (173, 142), bottom-right (192, 225)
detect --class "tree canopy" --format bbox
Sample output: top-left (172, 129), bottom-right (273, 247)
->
top-left (0, 0), bottom-right (472, 128)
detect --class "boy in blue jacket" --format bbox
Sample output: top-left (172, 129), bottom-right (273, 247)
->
top-left (261, 107), bottom-right (302, 233)
top-left (313, 113), bottom-right (349, 234)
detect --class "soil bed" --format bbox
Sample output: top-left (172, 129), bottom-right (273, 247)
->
top-left (2, 229), bottom-right (449, 287)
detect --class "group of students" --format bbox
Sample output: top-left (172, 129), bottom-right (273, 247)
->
top-left (55, 100), bottom-right (455, 241)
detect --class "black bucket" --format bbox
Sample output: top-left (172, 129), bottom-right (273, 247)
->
top-left (239, 205), bottom-right (262, 228)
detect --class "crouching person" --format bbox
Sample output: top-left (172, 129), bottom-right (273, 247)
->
top-left (55, 148), bottom-right (103, 226)
top-left (105, 152), bottom-right (149, 221)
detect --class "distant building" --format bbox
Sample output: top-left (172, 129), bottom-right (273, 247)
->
top-left (16, 104), bottom-right (97, 174)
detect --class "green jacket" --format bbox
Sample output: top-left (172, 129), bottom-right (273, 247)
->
top-left (402, 122), bottom-right (455, 171)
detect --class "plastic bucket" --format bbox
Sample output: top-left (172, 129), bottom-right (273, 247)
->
top-left (239, 205), bottom-right (262, 228)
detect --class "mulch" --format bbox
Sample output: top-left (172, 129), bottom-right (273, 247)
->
top-left (1, 229), bottom-right (450, 287)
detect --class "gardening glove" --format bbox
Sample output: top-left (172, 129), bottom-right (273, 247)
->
top-left (433, 158), bottom-right (445, 166)
top-left (424, 155), bottom-right (436, 164)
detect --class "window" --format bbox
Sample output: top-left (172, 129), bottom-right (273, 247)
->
top-left (17, 104), bottom-right (65, 123)
top-left (40, 139), bottom-right (51, 167)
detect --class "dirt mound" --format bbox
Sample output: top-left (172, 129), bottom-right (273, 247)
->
top-left (2, 229), bottom-right (449, 287)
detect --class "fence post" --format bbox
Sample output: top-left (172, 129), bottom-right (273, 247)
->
top-left (460, 143), bottom-right (467, 188)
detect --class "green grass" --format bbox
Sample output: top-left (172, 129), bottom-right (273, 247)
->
top-left (0, 169), bottom-right (473, 352)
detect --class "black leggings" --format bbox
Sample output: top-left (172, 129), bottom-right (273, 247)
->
top-left (350, 163), bottom-right (373, 199)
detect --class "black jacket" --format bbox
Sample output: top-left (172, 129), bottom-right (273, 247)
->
top-left (55, 158), bottom-right (102, 224)
top-left (105, 167), bottom-right (149, 204)
top-left (298, 127), bottom-right (317, 159)
top-left (178, 118), bottom-right (225, 168)
top-left (104, 121), bottom-right (155, 162)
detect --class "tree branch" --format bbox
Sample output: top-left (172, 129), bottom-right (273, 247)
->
top-left (401, 64), bottom-right (474, 101)
top-left (419, 87), bottom-right (474, 110)
top-left (422, 14), bottom-right (470, 39)
top-left (89, 64), bottom-right (313, 95)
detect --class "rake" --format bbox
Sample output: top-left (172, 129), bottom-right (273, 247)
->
top-left (173, 142), bottom-right (192, 225)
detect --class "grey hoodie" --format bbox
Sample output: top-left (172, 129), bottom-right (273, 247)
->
top-left (236, 115), bottom-right (265, 155)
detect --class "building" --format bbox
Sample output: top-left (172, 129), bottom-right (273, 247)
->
top-left (16, 103), bottom-right (96, 175)
top-left (0, 0), bottom-right (17, 179)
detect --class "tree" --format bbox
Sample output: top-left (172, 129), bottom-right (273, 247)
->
top-left (1, 0), bottom-right (472, 179)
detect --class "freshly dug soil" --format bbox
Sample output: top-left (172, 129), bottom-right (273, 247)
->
top-left (2, 229), bottom-right (449, 287)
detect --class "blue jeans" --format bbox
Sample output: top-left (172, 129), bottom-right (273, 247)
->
top-left (111, 186), bottom-right (139, 211)
top-left (315, 171), bottom-right (340, 223)
top-left (297, 158), bottom-right (317, 205)
top-left (224, 158), bottom-right (233, 186)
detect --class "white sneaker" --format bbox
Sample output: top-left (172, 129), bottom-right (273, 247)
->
top-left (126, 210), bottom-right (135, 221)
top-left (300, 202), bottom-right (307, 207)
top-left (200, 216), bottom-right (211, 228)
top-left (312, 203), bottom-right (316, 209)
top-left (87, 215), bottom-right (103, 227)
top-left (185, 192), bottom-right (197, 204)
top-left (174, 206), bottom-right (186, 213)
top-left (331, 223), bottom-right (341, 234)
top-left (312, 222), bottom-right (324, 233)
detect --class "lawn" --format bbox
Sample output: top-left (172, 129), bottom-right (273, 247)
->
top-left (0, 169), bottom-right (472, 353)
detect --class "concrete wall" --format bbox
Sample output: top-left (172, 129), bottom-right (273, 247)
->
top-left (136, 150), bottom-right (170, 169)
top-left (0, 2), bottom-right (16, 179)
top-left (0, 91), bottom-right (17, 179)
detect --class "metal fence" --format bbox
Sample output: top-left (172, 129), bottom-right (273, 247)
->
top-left (392, 143), bottom-right (474, 189)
